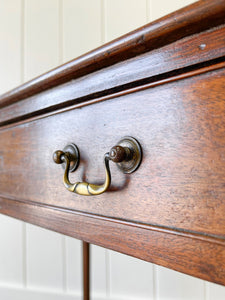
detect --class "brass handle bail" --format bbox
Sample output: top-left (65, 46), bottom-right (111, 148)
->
top-left (53, 136), bottom-right (142, 196)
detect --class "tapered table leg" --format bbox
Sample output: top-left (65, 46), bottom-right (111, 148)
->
top-left (83, 241), bottom-right (90, 300)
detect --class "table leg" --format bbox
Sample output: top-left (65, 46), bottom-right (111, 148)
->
top-left (83, 241), bottom-right (90, 300)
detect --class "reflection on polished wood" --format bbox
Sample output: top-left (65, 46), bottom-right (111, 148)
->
top-left (0, 0), bottom-right (224, 287)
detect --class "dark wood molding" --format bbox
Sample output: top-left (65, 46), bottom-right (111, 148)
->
top-left (0, 0), bottom-right (225, 287)
top-left (0, 51), bottom-right (225, 129)
top-left (0, 0), bottom-right (224, 109)
top-left (0, 196), bottom-right (224, 285)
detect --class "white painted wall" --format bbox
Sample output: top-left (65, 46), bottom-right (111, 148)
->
top-left (0, 1), bottom-right (225, 299)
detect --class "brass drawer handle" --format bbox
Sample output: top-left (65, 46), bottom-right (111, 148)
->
top-left (53, 136), bottom-right (142, 196)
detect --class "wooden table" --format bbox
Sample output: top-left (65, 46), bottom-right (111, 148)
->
top-left (0, 0), bottom-right (225, 298)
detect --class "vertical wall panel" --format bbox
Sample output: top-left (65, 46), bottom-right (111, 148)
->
top-left (206, 282), bottom-right (225, 300)
top-left (24, 0), bottom-right (60, 81)
top-left (0, 0), bottom-right (22, 93)
top-left (0, 215), bottom-right (24, 286)
top-left (155, 266), bottom-right (205, 300)
top-left (109, 250), bottom-right (154, 299)
top-left (104, 0), bottom-right (148, 42)
top-left (0, 286), bottom-right (80, 300)
top-left (24, 0), bottom-right (65, 293)
top-left (149, 0), bottom-right (197, 21)
top-left (26, 225), bottom-right (64, 291)
top-left (0, 0), bottom-right (24, 289)
top-left (65, 237), bottom-right (82, 294)
top-left (90, 245), bottom-right (108, 298)
top-left (62, 0), bottom-right (102, 62)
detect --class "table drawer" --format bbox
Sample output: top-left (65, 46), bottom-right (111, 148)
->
top-left (0, 66), bottom-right (225, 239)
top-left (1, 0), bottom-right (225, 285)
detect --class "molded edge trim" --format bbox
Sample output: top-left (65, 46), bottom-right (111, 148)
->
top-left (0, 195), bottom-right (224, 244)
top-left (0, 196), bottom-right (224, 285)
top-left (0, 60), bottom-right (224, 130)
top-left (0, 0), bottom-right (224, 108)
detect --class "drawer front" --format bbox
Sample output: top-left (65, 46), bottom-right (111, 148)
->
top-left (0, 66), bottom-right (225, 239)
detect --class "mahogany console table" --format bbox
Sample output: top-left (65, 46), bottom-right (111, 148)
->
top-left (0, 0), bottom-right (225, 298)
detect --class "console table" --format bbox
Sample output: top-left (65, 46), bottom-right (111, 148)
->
top-left (0, 1), bottom-right (224, 298)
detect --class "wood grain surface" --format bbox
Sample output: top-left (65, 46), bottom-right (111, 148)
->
top-left (0, 24), bottom-right (224, 126)
top-left (0, 0), bottom-right (224, 287)
top-left (0, 0), bottom-right (224, 109)
top-left (0, 66), bottom-right (224, 238)
top-left (0, 196), bottom-right (224, 285)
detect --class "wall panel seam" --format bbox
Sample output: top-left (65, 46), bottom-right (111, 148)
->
top-left (59, 0), bottom-right (66, 293)
top-left (21, 0), bottom-right (27, 289)
top-left (146, 0), bottom-right (150, 22)
top-left (62, 235), bottom-right (67, 292)
top-left (21, 0), bottom-right (25, 83)
top-left (152, 264), bottom-right (156, 300)
top-left (148, 0), bottom-right (153, 22)
top-left (59, 0), bottom-right (63, 64)
top-left (101, 0), bottom-right (106, 44)
top-left (105, 249), bottom-right (110, 297)
top-left (22, 223), bottom-right (27, 287)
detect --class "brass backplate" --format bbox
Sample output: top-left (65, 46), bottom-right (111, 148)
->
top-left (116, 136), bottom-right (142, 174)
top-left (62, 143), bottom-right (80, 172)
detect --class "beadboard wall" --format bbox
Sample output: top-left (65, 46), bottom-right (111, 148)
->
top-left (0, 1), bottom-right (225, 299)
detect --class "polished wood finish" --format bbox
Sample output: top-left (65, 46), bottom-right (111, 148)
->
top-left (0, 65), bottom-right (225, 236)
top-left (0, 0), bottom-right (224, 110)
top-left (0, 24), bottom-right (225, 126)
top-left (0, 0), bottom-right (224, 286)
top-left (0, 197), bottom-right (224, 285)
